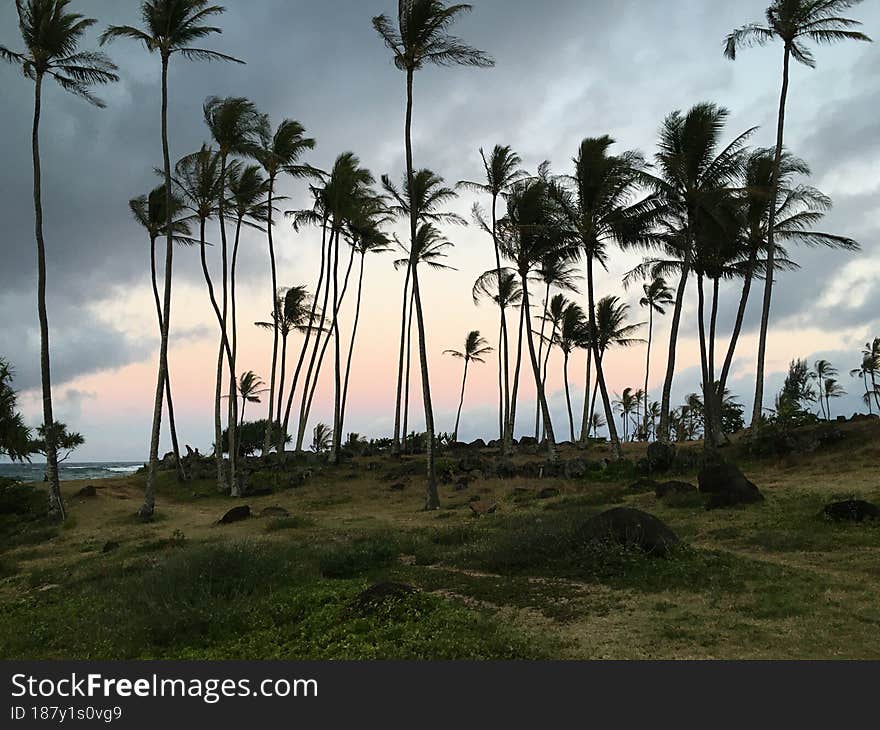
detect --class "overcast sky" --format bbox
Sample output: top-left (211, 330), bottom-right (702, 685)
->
top-left (1, 0), bottom-right (877, 460)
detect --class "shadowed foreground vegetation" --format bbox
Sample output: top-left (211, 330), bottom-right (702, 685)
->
top-left (1, 418), bottom-right (879, 660)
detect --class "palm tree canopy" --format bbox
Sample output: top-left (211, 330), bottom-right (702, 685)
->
top-left (255, 286), bottom-right (318, 337)
top-left (640, 276), bottom-right (675, 315)
top-left (593, 295), bottom-right (644, 353)
top-left (458, 144), bottom-right (528, 197)
top-left (256, 117), bottom-right (316, 181)
top-left (393, 223), bottom-right (456, 272)
top-left (1, 0), bottom-right (119, 106)
top-left (383, 169), bottom-right (465, 226)
top-left (129, 184), bottom-right (195, 243)
top-left (724, 0), bottom-right (871, 68)
top-left (171, 145), bottom-right (223, 221)
top-left (100, 0), bottom-right (243, 64)
top-left (227, 164), bottom-right (271, 226)
top-left (238, 370), bottom-right (265, 403)
top-left (472, 267), bottom-right (522, 309)
top-left (204, 96), bottom-right (263, 159)
top-left (444, 330), bottom-right (493, 363)
top-left (557, 303), bottom-right (590, 354)
top-left (372, 0), bottom-right (494, 72)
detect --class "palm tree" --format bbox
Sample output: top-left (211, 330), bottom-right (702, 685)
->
top-left (643, 103), bottom-right (755, 443)
top-left (555, 136), bottom-right (655, 458)
top-left (822, 378), bottom-right (846, 420)
top-left (444, 331), bottom-right (493, 441)
top-left (498, 178), bottom-right (575, 459)
top-left (862, 338), bottom-right (880, 411)
top-left (586, 296), bottom-right (644, 434)
top-left (459, 146), bottom-right (528, 445)
top-left (129, 185), bottom-right (194, 481)
top-left (556, 302), bottom-right (589, 441)
top-left (724, 0), bottom-right (871, 425)
top-left (311, 422), bottom-right (332, 454)
top-left (395, 224), bottom-right (457, 451)
top-left (236, 370), bottom-right (265, 427)
top-left (472, 267), bottom-right (522, 446)
top-left (614, 388), bottom-right (637, 442)
top-left (254, 117), bottom-right (315, 456)
top-left (203, 96), bottom-right (263, 487)
top-left (586, 411), bottom-right (606, 439)
top-left (373, 0), bottom-right (493, 510)
top-left (638, 276), bottom-right (674, 435)
top-left (2, 0), bottom-right (119, 520)
top-left (811, 359), bottom-right (838, 420)
top-left (102, 0), bottom-right (240, 518)
top-left (851, 353), bottom-right (877, 416)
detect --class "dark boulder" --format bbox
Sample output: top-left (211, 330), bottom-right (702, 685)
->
top-left (823, 499), bottom-right (880, 522)
top-left (468, 438), bottom-right (487, 449)
top-left (216, 505), bottom-right (251, 524)
top-left (495, 459), bottom-right (518, 479)
top-left (454, 475), bottom-right (472, 491)
top-left (645, 442), bottom-right (676, 473)
top-left (102, 540), bottom-right (120, 553)
top-left (577, 507), bottom-right (680, 557)
top-left (698, 458), bottom-right (763, 509)
top-left (626, 478), bottom-right (658, 494)
top-left (655, 480), bottom-right (698, 499)
top-left (518, 436), bottom-right (537, 447)
top-left (259, 506), bottom-right (290, 519)
top-left (538, 486), bottom-right (561, 500)
top-left (389, 481), bottom-right (408, 492)
top-left (469, 499), bottom-right (498, 516)
top-left (487, 439), bottom-right (501, 449)
top-left (75, 484), bottom-right (97, 498)
top-left (457, 455), bottom-right (486, 473)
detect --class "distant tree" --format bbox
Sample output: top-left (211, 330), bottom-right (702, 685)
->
top-left (3, 0), bottom-right (119, 520)
top-left (822, 378), bottom-right (846, 420)
top-left (639, 276), bottom-right (674, 434)
top-left (811, 359), bottom-right (838, 420)
top-left (0, 359), bottom-right (33, 462)
top-left (221, 420), bottom-right (289, 457)
top-left (236, 371), bottom-right (266, 426)
top-left (311, 423), bottom-right (333, 454)
top-left (30, 422), bottom-right (84, 465)
top-left (444, 331), bottom-right (493, 442)
top-left (775, 358), bottom-right (817, 423)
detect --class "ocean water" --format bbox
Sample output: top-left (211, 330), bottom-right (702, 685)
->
top-left (0, 461), bottom-right (143, 483)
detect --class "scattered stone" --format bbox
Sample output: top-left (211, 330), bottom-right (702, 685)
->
top-left (626, 478), bottom-right (658, 494)
top-left (698, 458), bottom-right (764, 510)
top-left (102, 540), bottom-right (120, 553)
top-left (74, 484), bottom-right (97, 498)
top-left (578, 507), bottom-right (680, 557)
top-left (259, 506), bottom-right (290, 519)
top-left (655, 480), bottom-right (698, 499)
top-left (518, 436), bottom-right (538, 447)
top-left (468, 438), bottom-right (487, 449)
top-left (645, 442), bottom-right (676, 473)
top-left (469, 499), bottom-right (498, 516)
top-left (823, 499), bottom-right (880, 522)
top-left (538, 486), bottom-right (561, 499)
top-left (353, 581), bottom-right (417, 613)
top-left (216, 505), bottom-right (251, 524)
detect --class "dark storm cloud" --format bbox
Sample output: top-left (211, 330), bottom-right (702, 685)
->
top-left (1, 0), bottom-right (878, 402)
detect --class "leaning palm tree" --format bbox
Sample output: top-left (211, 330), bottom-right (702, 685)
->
top-left (555, 302), bottom-right (589, 441)
top-left (129, 185), bottom-right (195, 481)
top-left (851, 353), bottom-right (877, 416)
top-left (638, 276), bottom-right (674, 435)
top-left (444, 331), bottom-right (493, 442)
top-left (203, 95), bottom-right (263, 487)
top-left (373, 0), bottom-right (493, 510)
top-left (459, 145), bottom-right (528, 443)
top-left (255, 116), bottom-right (316, 456)
top-left (811, 359), bottom-right (838, 420)
top-left (2, 0), bottom-right (119, 520)
top-left (236, 370), bottom-right (265, 426)
top-left (822, 378), bottom-right (846, 420)
top-left (614, 388), bottom-right (638, 442)
top-left (724, 0), bottom-right (871, 425)
top-left (555, 136), bottom-right (656, 458)
top-left (102, 0), bottom-right (241, 518)
top-left (862, 338), bottom-right (880, 411)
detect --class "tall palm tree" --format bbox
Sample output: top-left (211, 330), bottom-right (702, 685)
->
top-left (862, 338), bottom-right (880, 411)
top-left (444, 331), bottom-right (492, 441)
top-left (254, 117), bottom-right (315, 456)
top-left (645, 103), bottom-right (755, 443)
top-left (638, 276), bottom-right (674, 436)
top-left (459, 145), bottom-right (527, 445)
top-left (851, 350), bottom-right (878, 415)
top-left (822, 378), bottom-right (846, 419)
top-left (586, 296), bottom-right (644, 434)
top-left (2, 0), bottom-right (119, 521)
top-left (614, 388), bottom-right (637, 442)
top-left (236, 370), bottom-right (265, 427)
top-left (129, 185), bottom-right (195, 481)
top-left (498, 178), bottom-right (575, 459)
top-left (102, 0), bottom-right (240, 517)
top-left (555, 136), bottom-right (655, 458)
top-left (373, 0), bottom-right (493, 510)
top-left (811, 359), bottom-right (837, 420)
top-left (169, 146), bottom-right (228, 491)
top-left (724, 0), bottom-right (870, 425)
top-left (555, 302), bottom-right (589, 441)
top-left (203, 95), bottom-right (263, 487)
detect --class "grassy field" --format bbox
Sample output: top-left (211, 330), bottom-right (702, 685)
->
top-left (1, 420), bottom-right (879, 660)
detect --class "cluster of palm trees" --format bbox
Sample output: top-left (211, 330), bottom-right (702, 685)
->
top-left (3, 0), bottom-right (872, 518)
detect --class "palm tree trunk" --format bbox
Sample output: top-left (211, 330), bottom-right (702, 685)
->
top-left (658, 259), bottom-right (691, 442)
top-left (453, 359), bottom-right (469, 441)
top-left (294, 224), bottom-right (334, 451)
top-left (579, 344), bottom-right (592, 443)
top-left (752, 44), bottom-right (791, 426)
top-left (404, 68), bottom-right (439, 508)
top-left (214, 339), bottom-right (224, 487)
top-left (643, 308), bottom-right (653, 439)
top-left (402, 287), bottom-right (414, 451)
top-left (340, 251), bottom-right (366, 439)
top-left (708, 276), bottom-right (727, 444)
top-left (506, 296), bottom-right (526, 448)
top-left (539, 322), bottom-right (557, 440)
top-left (30, 73), bottom-right (64, 521)
top-left (391, 263), bottom-right (412, 456)
top-left (263, 178), bottom-right (280, 457)
top-left (563, 351), bottom-right (575, 441)
top-left (149, 234), bottom-right (185, 482)
top-left (497, 317), bottom-right (504, 440)
top-left (696, 274), bottom-right (717, 448)
top-left (521, 274), bottom-right (556, 459)
top-left (331, 225), bottom-right (343, 463)
top-left (586, 252), bottom-right (622, 459)
top-left (142, 55), bottom-right (175, 518)
top-left (534, 282), bottom-right (550, 440)
top-left (491, 194), bottom-right (510, 442)
top-left (276, 331), bottom-right (288, 425)
top-left (217, 154), bottom-right (237, 494)
top-left (281, 216), bottom-right (328, 452)
top-left (718, 252), bottom-right (757, 393)
top-left (229, 215), bottom-right (244, 485)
